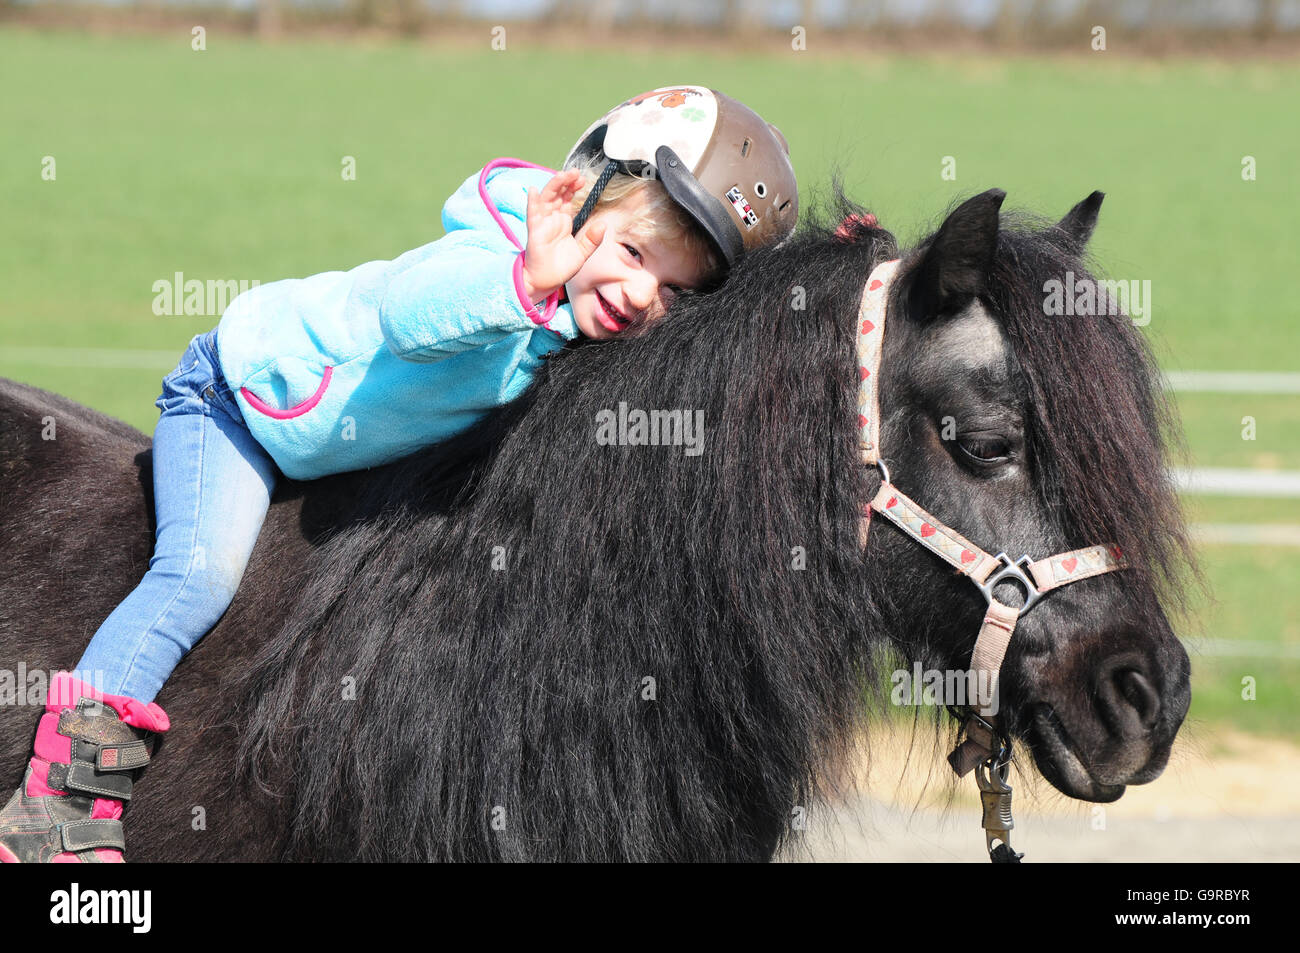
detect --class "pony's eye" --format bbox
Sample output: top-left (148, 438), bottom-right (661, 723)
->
top-left (957, 436), bottom-right (1011, 462)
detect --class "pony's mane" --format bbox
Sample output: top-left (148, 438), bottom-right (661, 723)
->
top-left (231, 182), bottom-right (1191, 860)
top-left (980, 210), bottom-right (1194, 611)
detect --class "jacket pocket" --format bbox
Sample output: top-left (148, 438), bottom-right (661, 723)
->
top-left (239, 361), bottom-right (334, 420)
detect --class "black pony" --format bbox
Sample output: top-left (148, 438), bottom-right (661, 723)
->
top-left (0, 187), bottom-right (1192, 861)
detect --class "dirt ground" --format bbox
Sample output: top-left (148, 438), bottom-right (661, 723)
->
top-left (786, 722), bottom-right (1300, 862)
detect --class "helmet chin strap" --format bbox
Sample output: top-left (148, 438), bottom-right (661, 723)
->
top-left (854, 258), bottom-right (1129, 862)
top-left (571, 160), bottom-right (621, 236)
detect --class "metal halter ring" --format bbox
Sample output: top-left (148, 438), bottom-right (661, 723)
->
top-left (975, 552), bottom-right (1044, 616)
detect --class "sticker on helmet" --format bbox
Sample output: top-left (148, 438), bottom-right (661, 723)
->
top-left (624, 88), bottom-right (704, 110)
top-left (726, 186), bottom-right (759, 229)
top-left (599, 86), bottom-right (718, 172)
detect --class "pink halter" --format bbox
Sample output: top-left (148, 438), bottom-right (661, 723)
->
top-left (854, 258), bottom-right (1129, 860)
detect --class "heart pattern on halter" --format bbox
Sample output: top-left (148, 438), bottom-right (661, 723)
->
top-left (851, 254), bottom-right (1133, 809)
top-left (854, 260), bottom-right (897, 464)
top-left (871, 485), bottom-right (991, 578)
top-left (1032, 545), bottom-right (1128, 586)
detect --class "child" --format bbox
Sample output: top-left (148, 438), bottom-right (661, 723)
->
top-left (0, 85), bottom-right (797, 862)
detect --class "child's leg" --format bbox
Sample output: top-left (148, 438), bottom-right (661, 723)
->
top-left (1, 331), bottom-right (277, 862)
top-left (75, 331), bottom-right (278, 703)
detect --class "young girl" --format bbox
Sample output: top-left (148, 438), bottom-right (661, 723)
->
top-left (0, 85), bottom-right (797, 863)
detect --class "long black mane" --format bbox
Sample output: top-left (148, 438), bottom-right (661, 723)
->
top-left (231, 187), bottom-right (1191, 861)
top-left (980, 213), bottom-right (1191, 610)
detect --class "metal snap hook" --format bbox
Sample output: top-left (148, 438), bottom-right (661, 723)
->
top-left (976, 753), bottom-right (1023, 862)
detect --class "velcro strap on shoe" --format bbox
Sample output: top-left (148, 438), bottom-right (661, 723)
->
top-left (96, 739), bottom-right (151, 771)
top-left (47, 760), bottom-right (134, 800)
top-left (69, 737), bottom-right (152, 774)
top-left (59, 818), bottom-right (126, 853)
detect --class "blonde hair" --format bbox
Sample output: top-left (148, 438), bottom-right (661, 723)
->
top-left (565, 155), bottom-right (723, 285)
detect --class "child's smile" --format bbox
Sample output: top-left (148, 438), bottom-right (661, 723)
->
top-left (593, 288), bottom-right (632, 332)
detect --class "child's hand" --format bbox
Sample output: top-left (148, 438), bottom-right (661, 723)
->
top-left (521, 170), bottom-right (606, 302)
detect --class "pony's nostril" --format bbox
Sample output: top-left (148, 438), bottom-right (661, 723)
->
top-left (1114, 668), bottom-right (1160, 729)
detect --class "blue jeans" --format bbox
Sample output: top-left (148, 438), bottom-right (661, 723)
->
top-left (75, 330), bottom-right (279, 703)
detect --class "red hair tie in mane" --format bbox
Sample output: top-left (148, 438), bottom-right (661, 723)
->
top-left (834, 212), bottom-right (879, 242)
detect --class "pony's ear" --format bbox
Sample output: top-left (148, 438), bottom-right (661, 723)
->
top-left (908, 188), bottom-right (1005, 319)
top-left (1056, 191), bottom-right (1104, 250)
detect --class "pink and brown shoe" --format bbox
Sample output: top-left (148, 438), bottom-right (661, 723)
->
top-left (0, 672), bottom-right (169, 863)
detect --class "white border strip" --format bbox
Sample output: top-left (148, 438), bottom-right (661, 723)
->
top-left (1165, 371), bottom-right (1300, 394)
top-left (2, 347), bottom-right (179, 370)
top-left (1185, 639), bottom-right (1300, 660)
top-left (1176, 468), bottom-right (1300, 498)
top-left (4, 352), bottom-right (1298, 392)
top-left (1192, 524), bottom-right (1300, 547)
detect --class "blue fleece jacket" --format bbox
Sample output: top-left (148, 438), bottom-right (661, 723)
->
top-left (215, 160), bottom-right (579, 481)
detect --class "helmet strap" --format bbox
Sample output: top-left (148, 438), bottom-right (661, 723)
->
top-left (571, 160), bottom-right (620, 236)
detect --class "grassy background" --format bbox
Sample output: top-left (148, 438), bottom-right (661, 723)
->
top-left (1, 27), bottom-right (1296, 738)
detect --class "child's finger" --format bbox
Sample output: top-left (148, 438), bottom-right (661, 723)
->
top-left (549, 169), bottom-right (581, 200)
top-left (529, 185), bottom-right (559, 224)
top-left (575, 220), bottom-right (606, 257)
top-left (543, 170), bottom-right (575, 200)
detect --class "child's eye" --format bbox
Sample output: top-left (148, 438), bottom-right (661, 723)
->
top-left (622, 244), bottom-right (642, 262)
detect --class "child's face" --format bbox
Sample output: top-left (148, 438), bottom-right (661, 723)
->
top-left (566, 190), bottom-right (713, 340)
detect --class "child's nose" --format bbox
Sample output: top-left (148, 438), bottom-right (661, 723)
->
top-left (627, 272), bottom-right (659, 315)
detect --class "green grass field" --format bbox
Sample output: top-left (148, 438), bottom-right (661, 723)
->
top-left (1, 28), bottom-right (1296, 739)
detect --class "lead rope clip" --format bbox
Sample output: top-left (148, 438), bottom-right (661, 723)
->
top-left (975, 753), bottom-right (1024, 864)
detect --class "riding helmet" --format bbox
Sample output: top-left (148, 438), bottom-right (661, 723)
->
top-left (563, 85), bottom-right (799, 269)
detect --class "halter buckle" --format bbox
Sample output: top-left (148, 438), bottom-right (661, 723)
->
top-left (975, 553), bottom-right (1044, 616)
